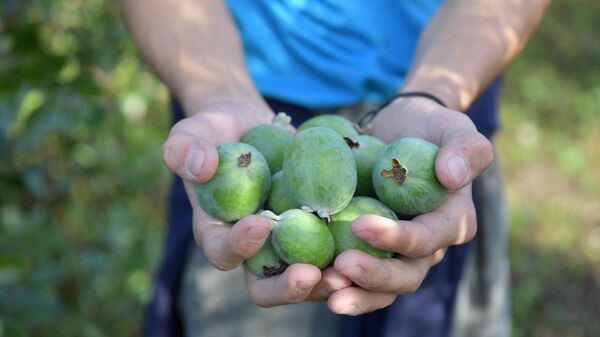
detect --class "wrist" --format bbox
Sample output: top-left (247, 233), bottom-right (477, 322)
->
top-left (400, 73), bottom-right (475, 112)
top-left (180, 91), bottom-right (270, 118)
top-left (178, 76), bottom-right (270, 118)
top-left (189, 100), bottom-right (274, 142)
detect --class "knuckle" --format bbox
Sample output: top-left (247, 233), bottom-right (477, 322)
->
top-left (277, 276), bottom-right (306, 304)
top-left (420, 223), bottom-right (439, 255)
top-left (226, 235), bottom-right (258, 261)
top-left (282, 287), bottom-right (306, 304)
top-left (161, 138), bottom-right (174, 168)
top-left (431, 249), bottom-right (446, 265)
top-left (398, 277), bottom-right (424, 295)
top-left (254, 302), bottom-right (270, 308)
top-left (480, 138), bottom-right (495, 166)
top-left (414, 244), bottom-right (435, 259)
top-left (206, 254), bottom-right (236, 271)
top-left (403, 280), bottom-right (422, 295)
top-left (410, 226), bottom-right (437, 258)
top-left (466, 221), bottom-right (477, 241)
top-left (251, 297), bottom-right (274, 308)
top-left (360, 273), bottom-right (383, 290)
top-left (225, 239), bottom-right (245, 259)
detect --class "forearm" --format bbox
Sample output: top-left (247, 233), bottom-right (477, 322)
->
top-left (120, 0), bottom-right (268, 115)
top-left (402, 0), bottom-right (550, 111)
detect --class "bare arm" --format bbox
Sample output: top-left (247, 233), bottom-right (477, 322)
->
top-left (402, 0), bottom-right (550, 111)
top-left (120, 0), bottom-right (268, 115)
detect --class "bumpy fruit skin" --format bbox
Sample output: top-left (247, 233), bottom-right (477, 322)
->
top-left (244, 234), bottom-right (287, 277)
top-left (372, 137), bottom-right (448, 216)
top-left (241, 124), bottom-right (291, 172)
top-left (265, 171), bottom-right (299, 214)
top-left (330, 197), bottom-right (397, 258)
top-left (297, 114), bottom-right (360, 138)
top-left (345, 135), bottom-right (387, 197)
top-left (194, 142), bottom-right (271, 222)
top-left (283, 127), bottom-right (357, 219)
top-left (269, 209), bottom-right (334, 269)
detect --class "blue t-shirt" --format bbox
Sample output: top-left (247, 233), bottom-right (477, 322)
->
top-left (226, 0), bottom-right (443, 108)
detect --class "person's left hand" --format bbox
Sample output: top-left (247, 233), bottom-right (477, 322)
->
top-left (327, 96), bottom-right (494, 315)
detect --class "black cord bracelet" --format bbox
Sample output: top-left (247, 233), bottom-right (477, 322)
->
top-left (356, 91), bottom-right (447, 128)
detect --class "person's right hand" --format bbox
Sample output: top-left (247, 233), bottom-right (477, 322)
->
top-left (162, 101), bottom-right (352, 307)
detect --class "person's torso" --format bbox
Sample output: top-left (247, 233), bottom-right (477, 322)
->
top-left (226, 0), bottom-right (443, 108)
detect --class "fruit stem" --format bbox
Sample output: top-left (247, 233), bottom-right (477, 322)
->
top-left (260, 210), bottom-right (281, 222)
top-left (272, 112), bottom-right (292, 128)
top-left (380, 158), bottom-right (408, 185)
top-left (343, 137), bottom-right (360, 149)
top-left (316, 209), bottom-right (331, 222)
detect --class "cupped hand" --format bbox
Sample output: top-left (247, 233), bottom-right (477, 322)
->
top-left (162, 101), bottom-right (351, 307)
top-left (328, 96), bottom-right (494, 315)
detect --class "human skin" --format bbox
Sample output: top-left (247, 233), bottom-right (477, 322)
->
top-left (120, 0), bottom-right (550, 313)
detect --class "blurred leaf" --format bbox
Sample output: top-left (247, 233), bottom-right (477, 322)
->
top-left (8, 88), bottom-right (45, 138)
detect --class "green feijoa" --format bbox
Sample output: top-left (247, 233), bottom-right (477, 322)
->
top-left (329, 197), bottom-right (397, 258)
top-left (344, 135), bottom-right (387, 197)
top-left (244, 235), bottom-right (287, 277)
top-left (372, 137), bottom-right (448, 216)
top-left (194, 142), bottom-right (271, 222)
top-left (297, 114), bottom-right (360, 138)
top-left (265, 171), bottom-right (300, 214)
top-left (283, 127), bottom-right (357, 219)
top-left (266, 209), bottom-right (334, 269)
top-left (241, 113), bottom-right (293, 172)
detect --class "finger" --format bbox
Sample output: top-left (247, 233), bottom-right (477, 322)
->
top-left (352, 186), bottom-right (476, 259)
top-left (162, 115), bottom-right (220, 183)
top-left (435, 131), bottom-right (494, 190)
top-left (328, 286), bottom-right (396, 316)
top-left (334, 249), bottom-right (445, 294)
top-left (196, 214), bottom-right (272, 271)
top-left (306, 267), bottom-right (353, 301)
top-left (245, 264), bottom-right (321, 307)
top-left (335, 250), bottom-right (428, 294)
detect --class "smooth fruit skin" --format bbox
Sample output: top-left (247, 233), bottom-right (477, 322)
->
top-left (297, 114), bottom-right (360, 138)
top-left (244, 234), bottom-right (287, 277)
top-left (194, 142), bottom-right (271, 222)
top-left (372, 137), bottom-right (448, 216)
top-left (283, 127), bottom-right (357, 219)
top-left (330, 197), bottom-right (397, 258)
top-left (241, 124), bottom-right (292, 173)
top-left (345, 135), bottom-right (387, 197)
top-left (270, 209), bottom-right (334, 269)
top-left (265, 171), bottom-right (299, 214)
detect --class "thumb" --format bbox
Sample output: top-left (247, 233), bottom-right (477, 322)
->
top-left (435, 132), bottom-right (494, 190)
top-left (162, 116), bottom-right (220, 183)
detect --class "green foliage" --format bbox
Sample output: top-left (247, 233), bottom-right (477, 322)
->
top-left (0, 1), bottom-right (169, 336)
top-left (497, 1), bottom-right (600, 336)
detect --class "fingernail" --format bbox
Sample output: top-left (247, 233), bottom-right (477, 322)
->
top-left (353, 230), bottom-right (377, 242)
top-left (447, 155), bottom-right (468, 186)
top-left (245, 226), bottom-right (270, 244)
top-left (185, 147), bottom-right (206, 179)
top-left (340, 265), bottom-right (363, 280)
top-left (340, 303), bottom-right (360, 316)
top-left (296, 280), bottom-right (319, 292)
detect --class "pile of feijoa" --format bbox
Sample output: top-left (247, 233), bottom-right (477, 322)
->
top-left (194, 113), bottom-right (448, 277)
